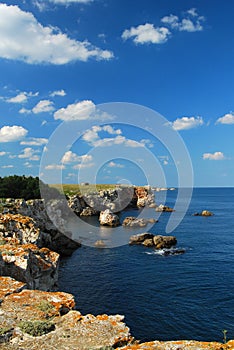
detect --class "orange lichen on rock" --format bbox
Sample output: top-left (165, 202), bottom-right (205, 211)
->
top-left (0, 276), bottom-right (26, 300)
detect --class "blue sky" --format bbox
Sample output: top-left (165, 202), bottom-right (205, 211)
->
top-left (0, 0), bottom-right (233, 187)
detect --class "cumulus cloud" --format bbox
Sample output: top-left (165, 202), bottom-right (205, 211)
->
top-left (122, 23), bottom-right (170, 44)
top-left (216, 113), bottom-right (234, 125)
top-left (161, 8), bottom-right (204, 32)
top-left (18, 147), bottom-right (40, 161)
top-left (32, 100), bottom-right (55, 114)
top-left (0, 4), bottom-right (113, 65)
top-left (171, 116), bottom-right (204, 130)
top-left (19, 108), bottom-right (31, 114)
top-left (20, 137), bottom-right (48, 146)
top-left (54, 100), bottom-right (95, 121)
top-left (203, 152), bottom-right (225, 161)
top-left (61, 150), bottom-right (93, 164)
top-left (2, 165), bottom-right (14, 169)
top-left (0, 125), bottom-right (28, 142)
top-left (7, 92), bottom-right (28, 104)
top-left (50, 89), bottom-right (66, 97)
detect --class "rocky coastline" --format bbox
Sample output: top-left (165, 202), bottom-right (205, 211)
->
top-left (0, 186), bottom-right (232, 349)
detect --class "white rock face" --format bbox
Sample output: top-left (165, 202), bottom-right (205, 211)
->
top-left (99, 209), bottom-right (120, 227)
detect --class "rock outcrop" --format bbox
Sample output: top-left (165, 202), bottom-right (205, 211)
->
top-left (0, 276), bottom-right (233, 350)
top-left (155, 204), bottom-right (175, 212)
top-left (129, 233), bottom-right (177, 249)
top-left (0, 201), bottom-right (81, 256)
top-left (123, 216), bottom-right (157, 227)
top-left (99, 209), bottom-right (120, 227)
top-left (0, 239), bottom-right (59, 291)
top-left (0, 276), bottom-right (134, 349)
top-left (193, 210), bottom-right (214, 216)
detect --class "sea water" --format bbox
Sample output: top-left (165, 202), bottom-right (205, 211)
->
top-left (59, 188), bottom-right (234, 342)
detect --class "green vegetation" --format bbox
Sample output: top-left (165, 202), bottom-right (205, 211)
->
top-left (36, 300), bottom-right (55, 313)
top-left (19, 320), bottom-right (55, 336)
top-left (0, 327), bottom-right (13, 336)
top-left (0, 175), bottom-right (60, 200)
top-left (0, 239), bottom-right (6, 246)
top-left (50, 183), bottom-right (117, 196)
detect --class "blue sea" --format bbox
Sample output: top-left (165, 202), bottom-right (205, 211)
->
top-left (59, 188), bottom-right (234, 343)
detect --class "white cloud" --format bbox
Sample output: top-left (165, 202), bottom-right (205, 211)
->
top-left (18, 147), bottom-right (40, 161)
top-left (45, 164), bottom-right (65, 170)
top-left (7, 92), bottom-right (28, 103)
top-left (50, 89), bottom-right (66, 97)
top-left (0, 125), bottom-right (28, 142)
top-left (161, 8), bottom-right (204, 33)
top-left (216, 113), bottom-right (234, 125)
top-left (108, 161), bottom-right (124, 168)
top-left (54, 100), bottom-right (95, 121)
top-left (32, 100), bottom-right (55, 114)
top-left (161, 15), bottom-right (179, 29)
top-left (187, 8), bottom-right (198, 17)
top-left (61, 150), bottom-right (93, 164)
top-left (19, 108), bottom-right (31, 114)
top-left (171, 116), bottom-right (204, 130)
top-left (24, 162), bottom-right (33, 168)
top-left (0, 4), bottom-right (113, 65)
top-left (203, 152), bottom-right (225, 161)
top-left (122, 23), bottom-right (170, 44)
top-left (0, 151), bottom-right (7, 156)
top-left (73, 162), bottom-right (95, 169)
top-left (2, 165), bottom-right (14, 168)
top-left (20, 137), bottom-right (48, 146)
top-left (179, 18), bottom-right (203, 32)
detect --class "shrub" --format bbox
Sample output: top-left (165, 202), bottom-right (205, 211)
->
top-left (36, 300), bottom-right (55, 313)
top-left (19, 320), bottom-right (55, 336)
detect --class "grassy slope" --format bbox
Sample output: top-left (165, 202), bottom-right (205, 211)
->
top-left (49, 184), bottom-right (117, 196)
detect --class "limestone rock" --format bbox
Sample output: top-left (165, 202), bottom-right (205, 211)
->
top-left (153, 235), bottom-right (177, 249)
top-left (94, 240), bottom-right (106, 248)
top-left (129, 233), bottom-right (154, 245)
top-left (0, 242), bottom-right (59, 291)
top-left (156, 204), bottom-right (175, 212)
top-left (123, 217), bottom-right (148, 227)
top-left (80, 206), bottom-right (98, 216)
top-left (135, 186), bottom-right (155, 207)
top-left (99, 209), bottom-right (120, 227)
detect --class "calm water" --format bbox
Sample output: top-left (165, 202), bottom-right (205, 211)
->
top-left (59, 188), bottom-right (234, 342)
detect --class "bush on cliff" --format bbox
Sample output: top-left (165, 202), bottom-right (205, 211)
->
top-left (19, 320), bottom-right (55, 336)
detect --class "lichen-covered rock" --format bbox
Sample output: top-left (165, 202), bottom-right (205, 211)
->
top-left (0, 214), bottom-right (43, 246)
top-left (119, 340), bottom-right (234, 349)
top-left (80, 206), bottom-right (98, 216)
top-left (0, 276), bottom-right (26, 301)
top-left (99, 209), bottom-right (120, 227)
top-left (134, 186), bottom-right (155, 207)
top-left (0, 277), bottom-right (134, 349)
top-left (0, 243), bottom-right (59, 290)
top-left (155, 204), bottom-right (175, 212)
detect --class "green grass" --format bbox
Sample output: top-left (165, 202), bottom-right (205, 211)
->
top-left (0, 327), bottom-right (13, 336)
top-left (36, 300), bottom-right (55, 313)
top-left (49, 184), bottom-right (117, 196)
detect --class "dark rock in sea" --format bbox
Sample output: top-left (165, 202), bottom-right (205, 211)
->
top-left (193, 210), bottom-right (213, 217)
top-left (129, 233), bottom-right (177, 250)
top-left (129, 233), bottom-right (155, 245)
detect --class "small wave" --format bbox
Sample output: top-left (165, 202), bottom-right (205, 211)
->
top-left (145, 247), bottom-right (186, 256)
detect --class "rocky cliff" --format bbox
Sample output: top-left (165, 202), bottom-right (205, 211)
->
top-left (0, 276), bottom-right (233, 350)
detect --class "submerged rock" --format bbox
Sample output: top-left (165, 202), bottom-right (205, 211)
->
top-left (99, 209), bottom-right (120, 227)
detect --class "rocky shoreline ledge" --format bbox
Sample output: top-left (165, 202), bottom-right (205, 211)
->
top-left (0, 186), bottom-right (232, 349)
